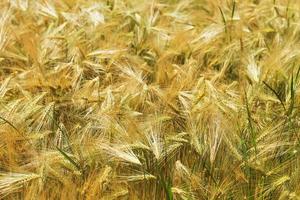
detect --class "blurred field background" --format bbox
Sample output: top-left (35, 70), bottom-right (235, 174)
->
top-left (1, 0), bottom-right (300, 199)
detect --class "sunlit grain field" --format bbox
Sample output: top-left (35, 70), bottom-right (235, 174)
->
top-left (0, 0), bottom-right (300, 199)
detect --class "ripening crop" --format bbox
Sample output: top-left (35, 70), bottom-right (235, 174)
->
top-left (1, 0), bottom-right (300, 199)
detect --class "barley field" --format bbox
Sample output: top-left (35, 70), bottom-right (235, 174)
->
top-left (0, 0), bottom-right (300, 199)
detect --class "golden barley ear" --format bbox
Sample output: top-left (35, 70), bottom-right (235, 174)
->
top-left (1, 0), bottom-right (300, 199)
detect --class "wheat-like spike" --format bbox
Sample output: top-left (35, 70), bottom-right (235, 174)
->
top-left (0, 0), bottom-right (300, 199)
top-left (0, 173), bottom-right (40, 198)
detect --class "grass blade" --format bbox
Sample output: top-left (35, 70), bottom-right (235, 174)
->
top-left (56, 146), bottom-right (81, 171)
top-left (263, 81), bottom-right (286, 111)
